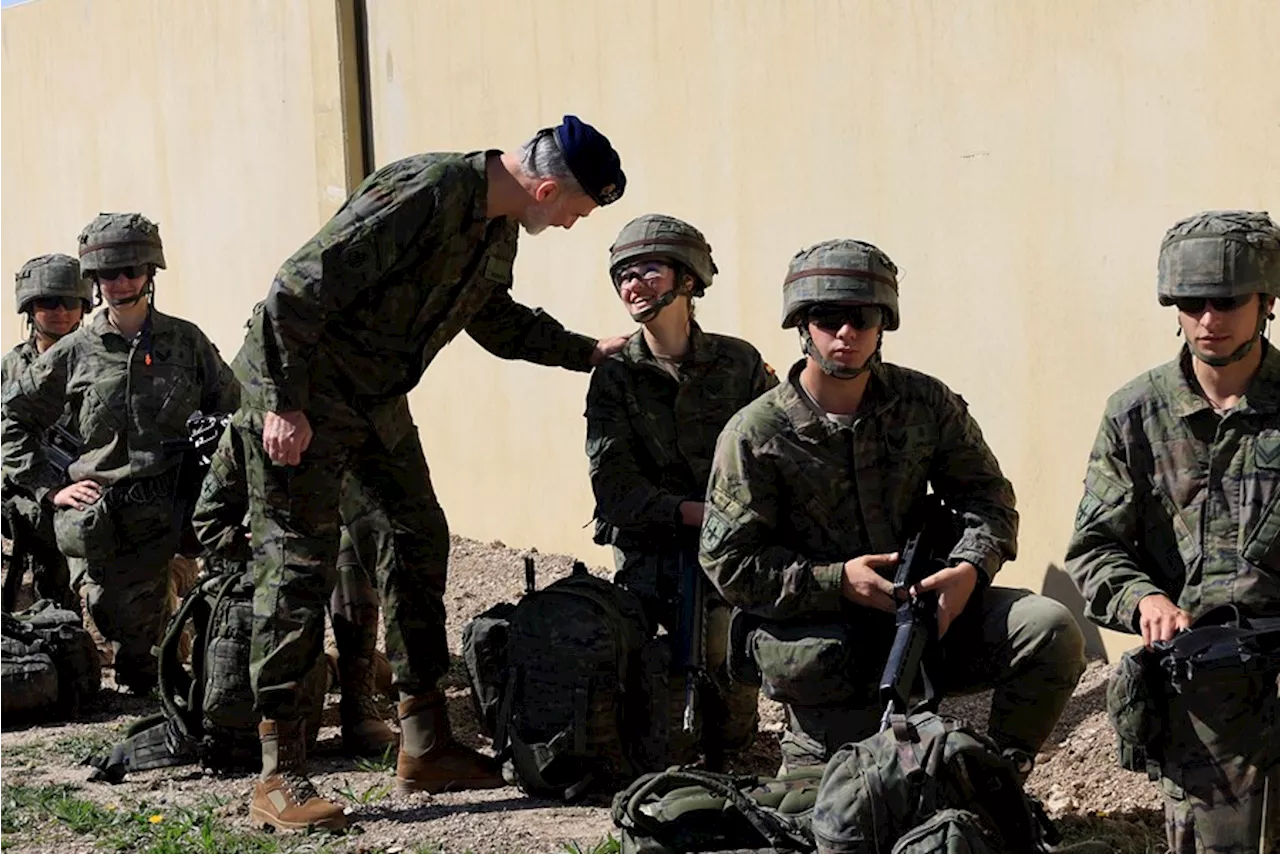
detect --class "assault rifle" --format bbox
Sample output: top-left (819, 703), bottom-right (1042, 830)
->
top-left (42, 421), bottom-right (83, 478)
top-left (877, 495), bottom-right (958, 732)
top-left (675, 545), bottom-right (706, 736)
top-left (168, 411), bottom-right (232, 557)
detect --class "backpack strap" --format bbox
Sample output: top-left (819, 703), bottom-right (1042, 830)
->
top-left (614, 767), bottom-right (814, 852)
top-left (85, 714), bottom-right (197, 783)
top-left (156, 572), bottom-right (237, 746)
top-left (507, 728), bottom-right (595, 801)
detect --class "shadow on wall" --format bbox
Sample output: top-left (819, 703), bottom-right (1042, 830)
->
top-left (1041, 562), bottom-right (1108, 663)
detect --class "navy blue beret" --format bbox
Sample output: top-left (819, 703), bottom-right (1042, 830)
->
top-left (555, 115), bottom-right (626, 206)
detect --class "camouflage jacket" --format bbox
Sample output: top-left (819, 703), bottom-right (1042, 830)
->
top-left (1066, 342), bottom-right (1280, 633)
top-left (233, 150), bottom-right (597, 449)
top-left (585, 324), bottom-right (777, 549)
top-left (2, 308), bottom-right (239, 500)
top-left (1, 339), bottom-right (39, 387)
top-left (700, 360), bottom-right (1018, 621)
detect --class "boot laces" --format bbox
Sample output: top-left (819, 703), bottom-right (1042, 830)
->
top-left (281, 769), bottom-right (321, 805)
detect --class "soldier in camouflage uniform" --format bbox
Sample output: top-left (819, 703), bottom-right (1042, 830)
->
top-left (2, 254), bottom-right (92, 612)
top-left (700, 239), bottom-right (1086, 772)
top-left (1, 214), bottom-right (239, 693)
top-left (586, 214), bottom-right (776, 768)
top-left (1066, 211), bottom-right (1280, 854)
top-left (191, 419), bottom-right (396, 756)
top-left (230, 116), bottom-right (627, 832)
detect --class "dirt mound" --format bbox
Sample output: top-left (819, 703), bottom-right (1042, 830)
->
top-left (0, 534), bottom-right (1163, 853)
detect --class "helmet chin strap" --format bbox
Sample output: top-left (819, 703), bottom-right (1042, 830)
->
top-left (96, 279), bottom-right (153, 309)
top-left (1188, 303), bottom-right (1270, 367)
top-left (629, 289), bottom-right (679, 324)
top-left (800, 327), bottom-right (879, 380)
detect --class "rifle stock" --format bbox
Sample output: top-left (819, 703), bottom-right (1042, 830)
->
top-left (676, 546), bottom-right (706, 735)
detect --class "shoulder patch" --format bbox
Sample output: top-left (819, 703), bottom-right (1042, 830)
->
top-left (763, 362), bottom-right (776, 378)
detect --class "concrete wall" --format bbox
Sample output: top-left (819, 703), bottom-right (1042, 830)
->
top-left (363, 0), bottom-right (1279, 660)
top-left (4, 0), bottom-right (1279, 659)
top-left (1, 0), bottom-right (351, 358)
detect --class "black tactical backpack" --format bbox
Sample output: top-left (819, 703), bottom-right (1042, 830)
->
top-left (464, 558), bottom-right (678, 800)
top-left (1, 599), bottom-right (100, 725)
top-left (88, 569), bottom-right (324, 782)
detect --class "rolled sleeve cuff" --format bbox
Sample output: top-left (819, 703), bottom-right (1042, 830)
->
top-left (1116, 580), bottom-right (1168, 634)
top-left (949, 546), bottom-right (1001, 586)
top-left (811, 561), bottom-right (846, 611)
top-left (561, 334), bottom-right (599, 373)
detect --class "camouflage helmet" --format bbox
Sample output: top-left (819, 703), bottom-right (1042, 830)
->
top-left (15, 254), bottom-right (91, 314)
top-left (782, 239), bottom-right (900, 330)
top-left (77, 212), bottom-right (166, 274)
top-left (609, 214), bottom-right (717, 296)
top-left (1157, 210), bottom-right (1280, 305)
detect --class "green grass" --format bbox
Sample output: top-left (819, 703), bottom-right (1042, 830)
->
top-left (0, 783), bottom-right (347, 854)
top-left (560, 836), bottom-right (620, 854)
top-left (353, 743), bottom-right (396, 773)
top-left (51, 727), bottom-right (124, 761)
top-left (334, 777), bottom-right (393, 805)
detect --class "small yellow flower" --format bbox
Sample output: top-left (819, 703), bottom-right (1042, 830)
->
top-left (148, 814), bottom-right (164, 824)
top-left (104, 804), bottom-right (118, 812)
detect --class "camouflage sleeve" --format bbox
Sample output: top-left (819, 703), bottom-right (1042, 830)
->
top-left (699, 425), bottom-right (845, 620)
top-left (197, 333), bottom-right (240, 416)
top-left (191, 425), bottom-right (250, 561)
top-left (1064, 414), bottom-right (1161, 634)
top-left (585, 364), bottom-right (686, 527)
top-left (752, 353), bottom-right (780, 396)
top-left (928, 387), bottom-right (1018, 583)
top-left (466, 287), bottom-right (597, 372)
top-left (1, 345), bottom-right (73, 501)
top-left (258, 168), bottom-right (439, 411)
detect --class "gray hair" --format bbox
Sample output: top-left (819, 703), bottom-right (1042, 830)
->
top-left (517, 128), bottom-right (584, 194)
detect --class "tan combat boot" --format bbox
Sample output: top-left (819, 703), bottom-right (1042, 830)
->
top-left (339, 654), bottom-right (398, 757)
top-left (250, 719), bottom-right (347, 832)
top-left (395, 692), bottom-right (506, 795)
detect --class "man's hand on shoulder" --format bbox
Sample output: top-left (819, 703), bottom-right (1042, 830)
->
top-left (589, 335), bottom-right (629, 366)
top-left (263, 410), bottom-right (313, 466)
top-left (1137, 593), bottom-right (1191, 649)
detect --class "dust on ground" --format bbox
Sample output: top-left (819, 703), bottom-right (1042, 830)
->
top-left (1, 535), bottom-right (1162, 853)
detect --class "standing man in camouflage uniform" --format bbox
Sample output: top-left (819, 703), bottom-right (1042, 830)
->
top-left (192, 419), bottom-right (396, 756)
top-left (231, 116), bottom-right (627, 832)
top-left (700, 239), bottom-right (1086, 772)
top-left (2, 214), bottom-right (239, 693)
top-left (2, 254), bottom-right (92, 612)
top-left (1066, 211), bottom-right (1280, 853)
top-left (586, 214), bottom-right (776, 769)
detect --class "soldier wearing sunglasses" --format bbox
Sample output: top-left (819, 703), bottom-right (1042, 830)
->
top-left (1, 254), bottom-right (93, 612)
top-left (2, 213), bottom-right (239, 694)
top-left (1067, 211), bottom-right (1280, 853)
top-left (700, 238), bottom-right (1085, 773)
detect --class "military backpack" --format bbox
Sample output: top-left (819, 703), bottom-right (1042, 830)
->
top-left (612, 765), bottom-right (822, 854)
top-left (812, 712), bottom-right (1060, 854)
top-left (1, 599), bottom-right (100, 724)
top-left (464, 558), bottom-right (680, 800)
top-left (88, 568), bottom-right (324, 782)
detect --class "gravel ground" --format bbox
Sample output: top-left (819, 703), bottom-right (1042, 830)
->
top-left (1, 535), bottom-right (1162, 853)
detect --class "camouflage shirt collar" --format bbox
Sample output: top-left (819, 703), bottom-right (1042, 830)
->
top-left (780, 358), bottom-right (896, 442)
top-left (466, 149), bottom-right (504, 222)
top-left (621, 321), bottom-right (719, 371)
top-left (1163, 338), bottom-right (1280, 417)
top-left (91, 306), bottom-right (175, 342)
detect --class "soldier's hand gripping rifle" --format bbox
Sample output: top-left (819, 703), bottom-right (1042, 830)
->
top-left (676, 545), bottom-right (706, 735)
top-left (877, 495), bottom-right (956, 733)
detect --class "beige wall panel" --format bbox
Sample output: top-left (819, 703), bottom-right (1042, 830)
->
top-left (366, 0), bottom-right (1279, 659)
top-left (1, 0), bottom-right (349, 359)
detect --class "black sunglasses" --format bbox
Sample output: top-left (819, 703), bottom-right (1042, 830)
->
top-left (806, 304), bottom-right (883, 333)
top-left (92, 265), bottom-right (146, 282)
top-left (1173, 295), bottom-right (1253, 315)
top-left (31, 296), bottom-right (83, 311)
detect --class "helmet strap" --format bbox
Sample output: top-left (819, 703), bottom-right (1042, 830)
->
top-left (800, 327), bottom-right (880, 380)
top-left (1188, 302), bottom-right (1270, 367)
top-left (628, 276), bottom-right (694, 325)
top-left (101, 276), bottom-right (154, 309)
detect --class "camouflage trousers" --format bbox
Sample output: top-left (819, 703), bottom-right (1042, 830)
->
top-left (614, 547), bottom-right (760, 757)
top-left (778, 587), bottom-right (1086, 769)
top-left (62, 496), bottom-right (184, 692)
top-left (1158, 669), bottom-right (1280, 853)
top-left (330, 525), bottom-right (381, 659)
top-left (2, 491), bottom-right (76, 612)
top-left (237, 405), bottom-right (449, 722)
